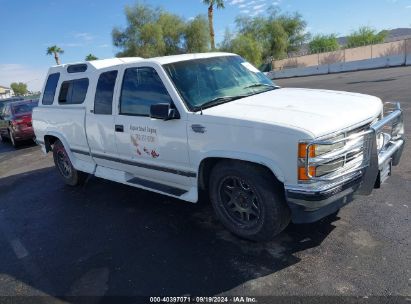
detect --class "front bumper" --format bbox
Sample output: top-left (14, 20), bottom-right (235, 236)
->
top-left (285, 102), bottom-right (405, 224)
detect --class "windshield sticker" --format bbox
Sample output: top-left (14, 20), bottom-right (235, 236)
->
top-left (130, 125), bottom-right (159, 159)
top-left (241, 62), bottom-right (260, 73)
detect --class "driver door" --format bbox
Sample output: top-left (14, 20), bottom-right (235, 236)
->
top-left (113, 64), bottom-right (192, 190)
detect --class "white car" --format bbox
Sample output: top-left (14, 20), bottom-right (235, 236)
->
top-left (33, 53), bottom-right (404, 241)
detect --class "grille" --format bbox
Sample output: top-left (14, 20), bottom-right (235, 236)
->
top-left (306, 123), bottom-right (373, 181)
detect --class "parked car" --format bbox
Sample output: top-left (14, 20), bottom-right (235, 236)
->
top-left (33, 53), bottom-right (404, 241)
top-left (0, 97), bottom-right (24, 113)
top-left (0, 99), bottom-right (38, 147)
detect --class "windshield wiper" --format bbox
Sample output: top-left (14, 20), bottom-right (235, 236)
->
top-left (194, 95), bottom-right (248, 112)
top-left (244, 83), bottom-right (278, 89)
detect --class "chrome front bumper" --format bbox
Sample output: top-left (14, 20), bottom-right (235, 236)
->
top-left (285, 102), bottom-right (405, 223)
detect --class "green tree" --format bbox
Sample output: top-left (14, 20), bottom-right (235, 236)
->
top-left (158, 13), bottom-right (186, 54)
top-left (346, 26), bottom-right (387, 48)
top-left (277, 12), bottom-right (310, 53)
top-left (219, 27), bottom-right (234, 51)
top-left (46, 45), bottom-right (64, 65)
top-left (112, 3), bottom-right (166, 57)
top-left (85, 54), bottom-right (98, 61)
top-left (10, 82), bottom-right (28, 96)
top-left (112, 3), bottom-right (209, 57)
top-left (185, 16), bottom-right (210, 52)
top-left (234, 9), bottom-right (309, 60)
top-left (229, 34), bottom-right (263, 67)
top-left (202, 0), bottom-right (225, 50)
top-left (309, 34), bottom-right (340, 53)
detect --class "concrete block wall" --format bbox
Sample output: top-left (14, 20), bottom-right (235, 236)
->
top-left (406, 39), bottom-right (411, 66)
top-left (272, 39), bottom-right (411, 70)
top-left (271, 54), bottom-right (408, 79)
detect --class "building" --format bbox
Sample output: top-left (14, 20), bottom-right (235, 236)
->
top-left (0, 86), bottom-right (14, 99)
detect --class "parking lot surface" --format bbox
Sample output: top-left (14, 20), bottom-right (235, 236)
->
top-left (0, 67), bottom-right (410, 301)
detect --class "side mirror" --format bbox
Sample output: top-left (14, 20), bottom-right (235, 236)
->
top-left (150, 103), bottom-right (180, 121)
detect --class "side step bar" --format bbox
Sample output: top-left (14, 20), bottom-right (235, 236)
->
top-left (127, 177), bottom-right (187, 197)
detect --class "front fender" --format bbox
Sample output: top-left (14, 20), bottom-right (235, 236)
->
top-left (196, 150), bottom-right (286, 183)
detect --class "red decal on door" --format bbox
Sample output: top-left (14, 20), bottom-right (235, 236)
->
top-left (151, 150), bottom-right (160, 158)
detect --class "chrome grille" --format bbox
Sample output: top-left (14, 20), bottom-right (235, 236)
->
top-left (301, 102), bottom-right (403, 182)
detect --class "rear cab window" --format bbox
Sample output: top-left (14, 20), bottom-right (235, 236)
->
top-left (42, 73), bottom-right (60, 105)
top-left (58, 78), bottom-right (89, 105)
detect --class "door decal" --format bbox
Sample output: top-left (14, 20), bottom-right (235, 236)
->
top-left (130, 125), bottom-right (160, 159)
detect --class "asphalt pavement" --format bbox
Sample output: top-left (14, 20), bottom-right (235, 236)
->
top-left (0, 66), bottom-right (410, 302)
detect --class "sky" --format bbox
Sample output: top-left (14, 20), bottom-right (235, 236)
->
top-left (0, 0), bottom-right (410, 91)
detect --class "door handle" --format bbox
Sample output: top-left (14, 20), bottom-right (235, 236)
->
top-left (115, 124), bottom-right (124, 132)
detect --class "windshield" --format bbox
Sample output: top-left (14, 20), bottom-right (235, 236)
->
top-left (163, 56), bottom-right (276, 111)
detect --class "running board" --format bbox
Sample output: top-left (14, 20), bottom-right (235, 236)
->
top-left (127, 177), bottom-right (188, 197)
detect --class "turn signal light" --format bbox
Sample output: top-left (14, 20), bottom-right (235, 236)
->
top-left (298, 166), bottom-right (316, 180)
top-left (298, 143), bottom-right (315, 158)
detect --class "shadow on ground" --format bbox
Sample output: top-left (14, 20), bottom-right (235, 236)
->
top-left (0, 167), bottom-right (339, 298)
top-left (0, 139), bottom-right (37, 155)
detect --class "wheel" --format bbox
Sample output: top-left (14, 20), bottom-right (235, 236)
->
top-left (9, 130), bottom-right (19, 148)
top-left (0, 132), bottom-right (8, 143)
top-left (209, 161), bottom-right (290, 241)
top-left (53, 140), bottom-right (86, 186)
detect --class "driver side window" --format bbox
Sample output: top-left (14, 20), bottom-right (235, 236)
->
top-left (119, 67), bottom-right (172, 116)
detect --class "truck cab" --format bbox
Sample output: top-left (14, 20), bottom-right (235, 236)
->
top-left (33, 53), bottom-right (404, 241)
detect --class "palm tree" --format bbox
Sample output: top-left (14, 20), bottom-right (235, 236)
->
top-left (46, 45), bottom-right (64, 65)
top-left (203, 0), bottom-right (225, 50)
top-left (85, 54), bottom-right (98, 61)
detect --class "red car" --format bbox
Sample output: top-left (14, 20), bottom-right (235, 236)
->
top-left (0, 99), bottom-right (38, 147)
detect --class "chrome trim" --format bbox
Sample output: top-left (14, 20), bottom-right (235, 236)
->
top-left (378, 139), bottom-right (404, 168)
top-left (286, 171), bottom-right (362, 195)
top-left (301, 102), bottom-right (403, 182)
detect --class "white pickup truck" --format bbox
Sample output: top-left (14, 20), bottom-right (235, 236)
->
top-left (33, 53), bottom-right (404, 241)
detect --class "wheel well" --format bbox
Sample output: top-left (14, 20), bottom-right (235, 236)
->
top-left (198, 158), bottom-right (283, 192)
top-left (44, 135), bottom-right (59, 152)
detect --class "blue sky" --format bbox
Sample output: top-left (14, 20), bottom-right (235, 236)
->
top-left (0, 0), bottom-right (410, 91)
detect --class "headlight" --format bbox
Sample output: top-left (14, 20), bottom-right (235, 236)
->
top-left (298, 135), bottom-right (345, 158)
top-left (297, 134), bottom-right (345, 181)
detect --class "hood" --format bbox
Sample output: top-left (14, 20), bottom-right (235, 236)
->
top-left (202, 88), bottom-right (382, 138)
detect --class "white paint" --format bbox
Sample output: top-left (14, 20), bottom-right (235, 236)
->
top-left (32, 53), bottom-right (393, 204)
top-left (241, 62), bottom-right (260, 73)
top-left (201, 87), bottom-right (382, 138)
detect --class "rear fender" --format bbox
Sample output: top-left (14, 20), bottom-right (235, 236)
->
top-left (44, 131), bottom-right (95, 174)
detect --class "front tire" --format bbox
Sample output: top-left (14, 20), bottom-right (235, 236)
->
top-left (53, 140), bottom-right (86, 186)
top-left (209, 161), bottom-right (290, 241)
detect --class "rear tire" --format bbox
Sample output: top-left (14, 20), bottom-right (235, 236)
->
top-left (0, 132), bottom-right (8, 143)
top-left (53, 140), bottom-right (86, 186)
top-left (209, 161), bottom-right (290, 241)
top-left (9, 130), bottom-right (19, 148)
